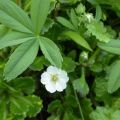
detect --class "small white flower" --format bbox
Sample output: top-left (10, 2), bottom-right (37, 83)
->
top-left (40, 66), bottom-right (69, 93)
top-left (85, 13), bottom-right (93, 22)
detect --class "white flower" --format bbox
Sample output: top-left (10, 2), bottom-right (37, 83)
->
top-left (40, 66), bottom-right (69, 93)
top-left (85, 13), bottom-right (93, 22)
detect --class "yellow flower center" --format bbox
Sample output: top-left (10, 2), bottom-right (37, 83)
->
top-left (51, 74), bottom-right (58, 82)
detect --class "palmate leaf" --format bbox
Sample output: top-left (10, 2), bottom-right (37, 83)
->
top-left (31, 0), bottom-right (50, 34)
top-left (39, 37), bottom-right (63, 68)
top-left (0, 31), bottom-right (35, 49)
top-left (0, 0), bottom-right (33, 33)
top-left (4, 39), bottom-right (39, 81)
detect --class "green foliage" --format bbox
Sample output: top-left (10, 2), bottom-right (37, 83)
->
top-left (90, 107), bottom-right (120, 120)
top-left (0, 77), bottom-right (42, 120)
top-left (98, 40), bottom-right (120, 55)
top-left (0, 0), bottom-right (120, 120)
top-left (87, 20), bottom-right (111, 43)
top-left (107, 60), bottom-right (120, 93)
top-left (64, 31), bottom-right (92, 51)
top-left (39, 37), bottom-right (63, 68)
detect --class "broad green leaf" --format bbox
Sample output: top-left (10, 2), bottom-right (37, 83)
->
top-left (62, 57), bottom-right (76, 73)
top-left (31, 0), bottom-right (50, 34)
top-left (64, 31), bottom-right (92, 51)
top-left (4, 39), bottom-right (39, 81)
top-left (10, 96), bottom-right (29, 115)
top-left (0, 100), bottom-right (7, 120)
top-left (39, 37), bottom-right (63, 68)
top-left (107, 60), bottom-right (120, 93)
top-left (73, 69), bottom-right (89, 97)
top-left (27, 95), bottom-right (43, 117)
top-left (11, 77), bottom-right (35, 95)
top-left (0, 0), bottom-right (33, 33)
top-left (87, 20), bottom-right (111, 42)
top-left (90, 107), bottom-right (120, 120)
top-left (98, 40), bottom-right (120, 55)
top-left (0, 31), bottom-right (35, 49)
top-left (57, 17), bottom-right (76, 31)
top-left (94, 78), bottom-right (108, 98)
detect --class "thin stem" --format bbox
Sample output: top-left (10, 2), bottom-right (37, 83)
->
top-left (73, 88), bottom-right (85, 120)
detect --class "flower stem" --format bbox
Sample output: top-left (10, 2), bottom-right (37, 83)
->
top-left (73, 88), bottom-right (85, 120)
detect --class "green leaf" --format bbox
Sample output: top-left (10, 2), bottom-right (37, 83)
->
top-left (90, 107), bottom-right (120, 120)
top-left (63, 111), bottom-right (80, 120)
top-left (30, 56), bottom-right (50, 71)
top-left (87, 20), bottom-right (111, 43)
top-left (98, 40), bottom-right (120, 55)
top-left (0, 31), bottom-right (35, 49)
top-left (39, 37), bottom-right (63, 68)
top-left (0, 99), bottom-right (7, 120)
top-left (4, 39), bottom-right (39, 81)
top-left (73, 69), bottom-right (89, 97)
top-left (41, 18), bottom-right (54, 34)
top-left (30, 57), bottom-right (44, 71)
top-left (0, 0), bottom-right (33, 33)
top-left (47, 115), bottom-right (60, 120)
top-left (31, 0), bottom-right (50, 34)
top-left (0, 25), bottom-right (8, 38)
top-left (62, 57), bottom-right (76, 73)
top-left (64, 31), bottom-right (92, 51)
top-left (70, 9), bottom-right (78, 29)
top-left (95, 5), bottom-right (102, 20)
top-left (94, 78), bottom-right (108, 98)
top-left (26, 95), bottom-right (43, 117)
top-left (48, 100), bottom-right (61, 113)
top-left (81, 98), bottom-right (93, 120)
top-left (10, 96), bottom-right (29, 115)
top-left (57, 17), bottom-right (76, 31)
top-left (107, 60), bottom-right (120, 93)
top-left (11, 77), bottom-right (35, 95)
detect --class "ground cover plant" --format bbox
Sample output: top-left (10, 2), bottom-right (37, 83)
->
top-left (0, 0), bottom-right (120, 120)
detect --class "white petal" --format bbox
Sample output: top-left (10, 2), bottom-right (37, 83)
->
top-left (56, 80), bottom-right (67, 92)
top-left (41, 72), bottom-right (51, 85)
top-left (45, 82), bottom-right (56, 93)
top-left (58, 70), bottom-right (69, 82)
top-left (47, 66), bottom-right (59, 74)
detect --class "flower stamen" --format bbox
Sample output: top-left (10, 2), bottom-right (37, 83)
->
top-left (51, 74), bottom-right (58, 82)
